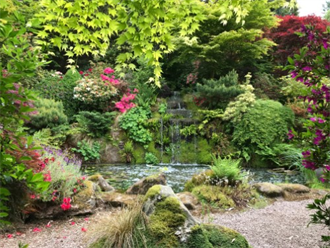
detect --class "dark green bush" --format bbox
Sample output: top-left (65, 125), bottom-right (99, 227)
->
top-left (29, 98), bottom-right (68, 131)
top-left (75, 111), bottom-right (116, 138)
top-left (196, 70), bottom-right (244, 109)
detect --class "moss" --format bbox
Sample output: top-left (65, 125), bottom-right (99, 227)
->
top-left (206, 225), bottom-right (249, 248)
top-left (144, 185), bottom-right (161, 201)
top-left (87, 174), bottom-right (101, 182)
top-left (148, 197), bottom-right (186, 248)
top-left (196, 139), bottom-right (212, 164)
top-left (73, 180), bottom-right (95, 209)
top-left (178, 141), bottom-right (198, 164)
top-left (192, 185), bottom-right (235, 209)
top-left (132, 143), bottom-right (146, 164)
top-left (147, 141), bottom-right (161, 161)
top-left (183, 224), bottom-right (249, 248)
top-left (184, 170), bottom-right (214, 192)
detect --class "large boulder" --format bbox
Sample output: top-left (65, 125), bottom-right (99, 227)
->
top-left (176, 192), bottom-right (200, 210)
top-left (254, 182), bottom-right (284, 198)
top-left (100, 192), bottom-right (137, 207)
top-left (88, 174), bottom-right (115, 192)
top-left (277, 183), bottom-right (310, 194)
top-left (126, 173), bottom-right (166, 195)
top-left (143, 185), bottom-right (250, 248)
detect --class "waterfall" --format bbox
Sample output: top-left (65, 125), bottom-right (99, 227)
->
top-left (160, 92), bottom-right (197, 165)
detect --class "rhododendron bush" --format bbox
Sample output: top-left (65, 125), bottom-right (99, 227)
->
top-left (287, 25), bottom-right (330, 183)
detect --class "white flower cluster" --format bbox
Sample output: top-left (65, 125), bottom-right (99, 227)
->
top-left (73, 78), bottom-right (117, 103)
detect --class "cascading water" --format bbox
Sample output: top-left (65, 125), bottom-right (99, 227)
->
top-left (159, 91), bottom-right (197, 164)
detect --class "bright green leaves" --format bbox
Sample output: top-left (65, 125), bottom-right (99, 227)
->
top-left (35, 0), bottom-right (206, 86)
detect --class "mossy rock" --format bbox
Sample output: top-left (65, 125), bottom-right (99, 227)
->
top-left (184, 224), bottom-right (250, 248)
top-left (184, 170), bottom-right (214, 192)
top-left (192, 185), bottom-right (235, 209)
top-left (72, 180), bottom-right (98, 212)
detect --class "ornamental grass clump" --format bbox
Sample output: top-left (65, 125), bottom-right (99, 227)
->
top-left (87, 203), bottom-right (149, 248)
top-left (38, 146), bottom-right (85, 203)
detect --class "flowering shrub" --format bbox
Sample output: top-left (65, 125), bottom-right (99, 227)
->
top-left (115, 89), bottom-right (137, 113)
top-left (286, 25), bottom-right (330, 182)
top-left (73, 67), bottom-right (118, 111)
top-left (286, 25), bottom-right (330, 244)
top-left (37, 146), bottom-right (85, 203)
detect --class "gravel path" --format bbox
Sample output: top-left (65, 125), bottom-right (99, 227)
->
top-left (1, 199), bottom-right (329, 248)
top-left (208, 199), bottom-right (329, 248)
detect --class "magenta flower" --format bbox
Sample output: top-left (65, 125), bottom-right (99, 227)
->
top-left (291, 71), bottom-right (298, 78)
top-left (302, 150), bottom-right (311, 158)
top-left (104, 67), bottom-right (114, 74)
top-left (287, 130), bottom-right (294, 140)
top-left (322, 39), bottom-right (329, 49)
top-left (302, 66), bottom-right (312, 72)
top-left (325, 165), bottom-right (330, 171)
top-left (100, 74), bottom-right (110, 81)
top-left (310, 117), bottom-right (316, 122)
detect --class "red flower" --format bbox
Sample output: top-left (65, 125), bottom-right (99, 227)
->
top-left (51, 157), bottom-right (55, 162)
top-left (7, 234), bottom-right (13, 238)
top-left (33, 228), bottom-right (41, 233)
top-left (16, 232), bottom-right (23, 236)
top-left (30, 194), bottom-right (36, 199)
top-left (84, 73), bottom-right (89, 77)
top-left (61, 198), bottom-right (72, 211)
top-left (44, 173), bottom-right (52, 182)
top-left (88, 68), bottom-right (92, 72)
top-left (84, 217), bottom-right (89, 221)
top-left (79, 71), bottom-right (84, 75)
top-left (73, 188), bottom-right (77, 193)
top-left (81, 227), bottom-right (87, 232)
top-left (71, 221), bottom-right (75, 225)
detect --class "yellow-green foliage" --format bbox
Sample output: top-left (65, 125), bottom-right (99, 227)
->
top-left (192, 185), bottom-right (235, 209)
top-left (132, 144), bottom-right (146, 164)
top-left (29, 97), bottom-right (68, 130)
top-left (148, 197), bottom-right (186, 248)
top-left (196, 139), bottom-right (212, 164)
top-left (178, 141), bottom-right (198, 164)
top-left (183, 224), bottom-right (249, 248)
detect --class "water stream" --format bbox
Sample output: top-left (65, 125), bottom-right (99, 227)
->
top-left (86, 164), bottom-right (305, 193)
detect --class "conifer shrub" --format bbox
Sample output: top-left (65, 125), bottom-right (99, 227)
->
top-left (75, 111), bottom-right (116, 138)
top-left (196, 70), bottom-right (244, 109)
top-left (29, 98), bottom-right (68, 131)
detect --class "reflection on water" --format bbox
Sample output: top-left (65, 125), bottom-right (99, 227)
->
top-left (85, 164), bottom-right (305, 193)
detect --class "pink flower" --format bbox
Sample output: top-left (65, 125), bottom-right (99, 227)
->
top-left (43, 173), bottom-right (52, 182)
top-left (7, 234), bottom-right (13, 238)
top-left (73, 188), bottom-right (77, 193)
top-left (16, 232), bottom-right (22, 236)
top-left (88, 68), bottom-right (93, 72)
top-left (84, 218), bottom-right (89, 221)
top-left (30, 194), bottom-right (36, 199)
top-left (79, 71), bottom-right (84, 75)
top-left (133, 88), bottom-right (139, 93)
top-left (71, 221), bottom-right (75, 225)
top-left (81, 227), bottom-right (87, 232)
top-left (33, 228), bottom-right (41, 233)
top-left (46, 223), bottom-right (51, 228)
top-left (61, 198), bottom-right (72, 211)
top-left (104, 67), bottom-right (114, 74)
top-left (101, 74), bottom-right (110, 81)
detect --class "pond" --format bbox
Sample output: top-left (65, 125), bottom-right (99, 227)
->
top-left (85, 164), bottom-right (306, 193)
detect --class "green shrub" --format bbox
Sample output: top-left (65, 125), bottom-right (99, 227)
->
top-left (32, 69), bottom-right (82, 121)
top-left (71, 141), bottom-right (100, 162)
top-left (196, 70), bottom-right (244, 109)
top-left (145, 152), bottom-right (159, 165)
top-left (232, 99), bottom-right (294, 163)
top-left (29, 98), bottom-right (68, 131)
top-left (255, 143), bottom-right (302, 169)
top-left (119, 107), bottom-right (152, 144)
top-left (75, 111), bottom-right (116, 138)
